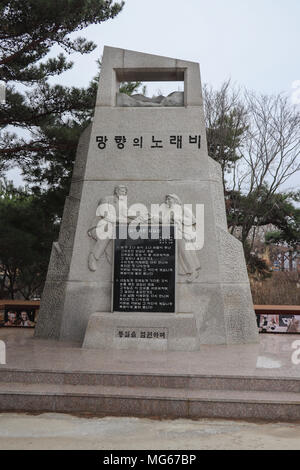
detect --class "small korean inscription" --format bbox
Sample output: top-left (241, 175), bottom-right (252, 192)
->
top-left (115, 327), bottom-right (168, 339)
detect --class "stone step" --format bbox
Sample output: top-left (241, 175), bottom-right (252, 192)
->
top-left (0, 381), bottom-right (300, 420)
top-left (0, 368), bottom-right (300, 393)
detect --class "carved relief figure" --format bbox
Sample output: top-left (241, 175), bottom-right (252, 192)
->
top-left (155, 194), bottom-right (202, 282)
top-left (87, 185), bottom-right (128, 271)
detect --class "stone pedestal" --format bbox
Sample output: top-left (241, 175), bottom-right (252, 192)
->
top-left (82, 313), bottom-right (199, 351)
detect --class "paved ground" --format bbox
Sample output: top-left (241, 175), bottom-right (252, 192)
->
top-left (1, 328), bottom-right (300, 379)
top-left (1, 330), bottom-right (300, 448)
top-left (0, 413), bottom-right (300, 450)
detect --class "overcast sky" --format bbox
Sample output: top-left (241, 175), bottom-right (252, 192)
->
top-left (49, 0), bottom-right (300, 95)
top-left (8, 0), bottom-right (300, 188)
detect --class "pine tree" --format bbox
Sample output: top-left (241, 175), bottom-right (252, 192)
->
top-left (0, 0), bottom-right (126, 297)
top-left (0, 0), bottom-right (124, 174)
top-left (0, 182), bottom-right (59, 299)
top-left (0, 0), bottom-right (124, 83)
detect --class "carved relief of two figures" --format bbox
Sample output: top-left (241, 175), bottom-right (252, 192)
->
top-left (87, 186), bottom-right (203, 282)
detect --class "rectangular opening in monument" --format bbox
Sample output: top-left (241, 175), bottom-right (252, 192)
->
top-left (112, 224), bottom-right (176, 313)
top-left (120, 81), bottom-right (184, 99)
top-left (115, 67), bottom-right (186, 107)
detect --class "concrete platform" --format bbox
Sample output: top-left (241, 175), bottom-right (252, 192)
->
top-left (1, 329), bottom-right (300, 420)
top-left (3, 414), bottom-right (300, 450)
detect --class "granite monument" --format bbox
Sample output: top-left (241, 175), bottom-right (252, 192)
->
top-left (35, 46), bottom-right (258, 350)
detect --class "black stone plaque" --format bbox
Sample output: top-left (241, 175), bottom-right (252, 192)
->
top-left (113, 224), bottom-right (175, 312)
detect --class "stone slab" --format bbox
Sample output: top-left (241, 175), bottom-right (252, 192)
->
top-left (1, 381), bottom-right (300, 420)
top-left (82, 312), bottom-right (199, 351)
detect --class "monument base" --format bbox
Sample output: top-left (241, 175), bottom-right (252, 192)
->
top-left (82, 312), bottom-right (199, 351)
top-left (1, 329), bottom-right (300, 421)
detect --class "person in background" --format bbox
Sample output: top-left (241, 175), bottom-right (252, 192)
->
top-left (4, 311), bottom-right (19, 326)
top-left (19, 311), bottom-right (35, 327)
